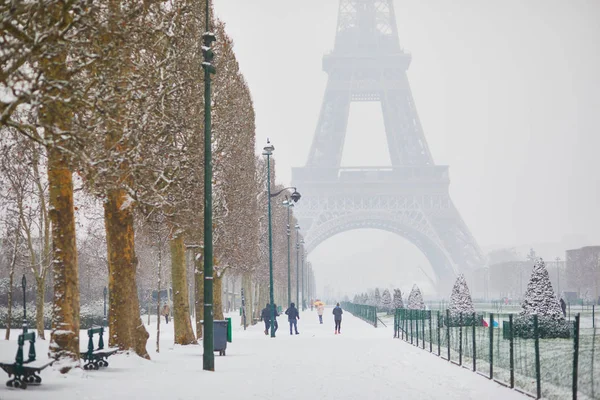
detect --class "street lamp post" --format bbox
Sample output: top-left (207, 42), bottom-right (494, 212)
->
top-left (201, 0), bottom-right (217, 371)
top-left (295, 224), bottom-right (300, 310)
top-left (263, 139), bottom-right (301, 337)
top-left (283, 199), bottom-right (294, 307)
top-left (301, 240), bottom-right (305, 311)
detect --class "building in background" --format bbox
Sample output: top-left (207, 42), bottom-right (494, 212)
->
top-left (566, 246), bottom-right (600, 304)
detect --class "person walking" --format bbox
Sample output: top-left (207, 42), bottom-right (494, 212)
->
top-left (285, 302), bottom-right (300, 335)
top-left (261, 303), bottom-right (271, 335)
top-left (333, 302), bottom-right (343, 334)
top-left (560, 298), bottom-right (567, 317)
top-left (161, 302), bottom-right (170, 324)
top-left (316, 300), bottom-right (325, 324)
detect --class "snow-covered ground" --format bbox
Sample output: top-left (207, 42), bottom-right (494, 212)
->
top-left (0, 308), bottom-right (526, 399)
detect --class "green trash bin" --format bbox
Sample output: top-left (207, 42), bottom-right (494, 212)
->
top-left (226, 317), bottom-right (232, 343)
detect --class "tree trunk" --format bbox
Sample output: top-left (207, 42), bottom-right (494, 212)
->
top-left (170, 234), bottom-right (196, 345)
top-left (35, 276), bottom-right (46, 339)
top-left (5, 226), bottom-right (19, 340)
top-left (242, 272), bottom-right (253, 326)
top-left (214, 271), bottom-right (224, 320)
top-left (194, 251), bottom-right (204, 339)
top-left (48, 146), bottom-right (80, 372)
top-left (104, 188), bottom-right (149, 359)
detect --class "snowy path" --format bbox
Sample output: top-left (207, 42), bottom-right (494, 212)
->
top-left (0, 308), bottom-right (525, 400)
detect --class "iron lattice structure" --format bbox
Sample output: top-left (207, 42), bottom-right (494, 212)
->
top-left (292, 0), bottom-right (483, 289)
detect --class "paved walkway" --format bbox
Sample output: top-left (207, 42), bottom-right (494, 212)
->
top-left (0, 308), bottom-right (525, 399)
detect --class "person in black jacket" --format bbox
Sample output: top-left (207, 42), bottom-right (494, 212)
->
top-left (285, 302), bottom-right (300, 335)
top-left (261, 303), bottom-right (270, 335)
top-left (332, 303), bottom-right (343, 334)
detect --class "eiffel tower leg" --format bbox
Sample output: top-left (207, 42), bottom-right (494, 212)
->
top-left (381, 86), bottom-right (433, 166)
top-left (427, 201), bottom-right (484, 277)
top-left (306, 87), bottom-right (351, 169)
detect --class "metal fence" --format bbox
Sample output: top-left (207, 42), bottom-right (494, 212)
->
top-left (394, 309), bottom-right (599, 400)
top-left (341, 302), bottom-right (377, 327)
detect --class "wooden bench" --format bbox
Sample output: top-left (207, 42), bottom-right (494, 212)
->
top-left (0, 330), bottom-right (54, 389)
top-left (80, 326), bottom-right (119, 370)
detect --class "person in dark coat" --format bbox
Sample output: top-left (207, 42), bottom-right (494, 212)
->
top-left (285, 302), bottom-right (300, 335)
top-left (332, 302), bottom-right (343, 334)
top-left (261, 303), bottom-right (270, 335)
top-left (560, 298), bottom-right (567, 317)
top-left (261, 303), bottom-right (280, 336)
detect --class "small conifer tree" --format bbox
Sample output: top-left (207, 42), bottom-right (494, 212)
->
top-left (407, 285), bottom-right (425, 310)
top-left (516, 258), bottom-right (569, 338)
top-left (392, 289), bottom-right (404, 309)
top-left (380, 289), bottom-right (392, 313)
top-left (448, 274), bottom-right (475, 317)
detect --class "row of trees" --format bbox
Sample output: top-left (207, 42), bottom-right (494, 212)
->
top-left (0, 1), bottom-right (307, 371)
top-left (352, 286), bottom-right (423, 313)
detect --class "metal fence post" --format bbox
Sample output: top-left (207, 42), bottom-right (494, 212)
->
top-left (459, 312), bottom-right (463, 366)
top-left (534, 314), bottom-right (541, 399)
top-left (422, 311), bottom-right (425, 349)
top-left (472, 312), bottom-right (477, 372)
top-left (416, 310), bottom-right (420, 347)
top-left (410, 310), bottom-right (414, 344)
top-left (593, 305), bottom-right (595, 329)
top-left (429, 311), bottom-right (433, 353)
top-left (573, 314), bottom-right (580, 400)
top-left (437, 312), bottom-right (441, 356)
top-left (509, 314), bottom-right (514, 388)
top-left (447, 309), bottom-right (451, 361)
top-left (489, 313), bottom-right (494, 379)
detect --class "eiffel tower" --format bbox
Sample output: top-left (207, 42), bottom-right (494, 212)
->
top-left (291, 0), bottom-right (483, 289)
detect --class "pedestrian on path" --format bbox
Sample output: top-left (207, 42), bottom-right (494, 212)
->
top-left (262, 303), bottom-right (280, 336)
top-left (261, 303), bottom-right (270, 335)
top-left (333, 302), bottom-right (343, 334)
top-left (285, 302), bottom-right (300, 335)
top-left (316, 300), bottom-right (325, 324)
top-left (161, 303), bottom-right (170, 324)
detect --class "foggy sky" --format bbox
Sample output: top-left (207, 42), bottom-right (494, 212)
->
top-left (213, 0), bottom-right (600, 297)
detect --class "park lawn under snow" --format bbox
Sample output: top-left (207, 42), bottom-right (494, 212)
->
top-left (0, 308), bottom-right (526, 400)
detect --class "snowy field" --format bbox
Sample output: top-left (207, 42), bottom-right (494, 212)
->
top-left (0, 308), bottom-right (526, 400)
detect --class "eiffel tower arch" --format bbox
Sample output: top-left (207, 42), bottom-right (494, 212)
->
top-left (292, 0), bottom-right (483, 289)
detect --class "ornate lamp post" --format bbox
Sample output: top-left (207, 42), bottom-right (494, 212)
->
top-left (282, 198), bottom-right (294, 307)
top-left (202, 0), bottom-right (217, 371)
top-left (263, 140), bottom-right (301, 337)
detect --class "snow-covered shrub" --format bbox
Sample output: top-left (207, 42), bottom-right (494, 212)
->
top-left (392, 289), bottom-right (404, 309)
top-left (514, 258), bottom-right (571, 338)
top-left (407, 285), bottom-right (425, 310)
top-left (0, 302), bottom-right (52, 329)
top-left (380, 289), bottom-right (392, 313)
top-left (80, 300), bottom-right (107, 328)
